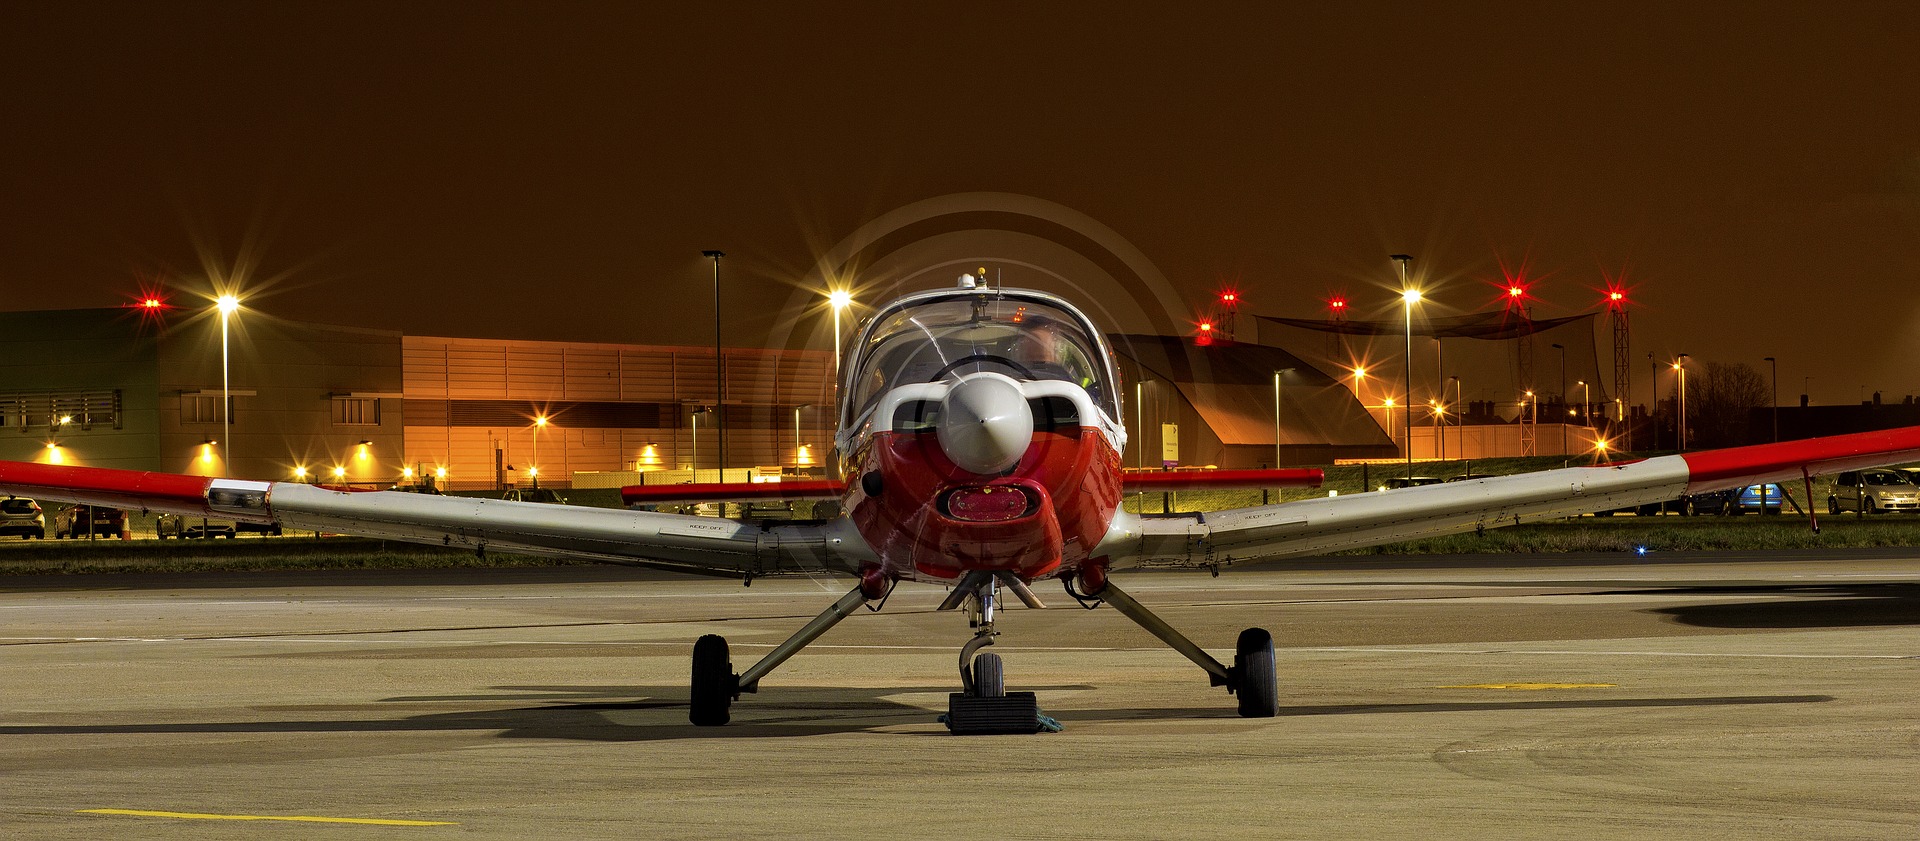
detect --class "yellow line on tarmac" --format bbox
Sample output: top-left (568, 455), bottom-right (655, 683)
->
top-left (79, 808), bottom-right (455, 826)
top-left (1437, 682), bottom-right (1616, 690)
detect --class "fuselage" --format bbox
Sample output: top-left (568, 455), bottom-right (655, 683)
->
top-left (832, 282), bottom-right (1129, 584)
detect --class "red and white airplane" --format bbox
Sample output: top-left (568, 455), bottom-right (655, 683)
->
top-left (5, 276), bottom-right (1920, 731)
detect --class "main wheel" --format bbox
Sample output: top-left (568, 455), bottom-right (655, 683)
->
top-left (688, 634), bottom-right (737, 726)
top-left (1233, 628), bottom-right (1279, 718)
top-left (970, 652), bottom-right (1005, 698)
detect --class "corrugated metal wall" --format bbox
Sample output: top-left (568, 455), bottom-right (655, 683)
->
top-left (403, 336), bottom-right (833, 489)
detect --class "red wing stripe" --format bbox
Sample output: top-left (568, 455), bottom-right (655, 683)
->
top-left (621, 479), bottom-right (846, 505)
top-left (1680, 426), bottom-right (1920, 493)
top-left (0, 461), bottom-right (216, 514)
top-left (1123, 468), bottom-right (1323, 493)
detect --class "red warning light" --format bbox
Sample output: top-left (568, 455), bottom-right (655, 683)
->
top-left (1508, 286), bottom-right (1525, 298)
top-left (1199, 322), bottom-right (1213, 332)
top-left (142, 298), bottom-right (162, 308)
top-left (1329, 298), bottom-right (1347, 309)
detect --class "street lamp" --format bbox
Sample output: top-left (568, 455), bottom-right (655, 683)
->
top-left (1763, 356), bottom-right (1778, 442)
top-left (703, 250), bottom-right (727, 478)
top-left (531, 415), bottom-right (548, 486)
top-left (1578, 380), bottom-right (1590, 426)
top-left (1393, 254), bottom-right (1416, 479)
top-left (1674, 354), bottom-right (1690, 450)
top-left (1272, 368), bottom-right (1295, 472)
top-left (1448, 375), bottom-right (1461, 461)
top-left (1551, 343), bottom-right (1566, 455)
top-left (216, 293), bottom-right (240, 476)
top-left (828, 288), bottom-right (852, 381)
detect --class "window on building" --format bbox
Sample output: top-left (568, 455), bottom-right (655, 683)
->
top-left (332, 396), bottom-right (381, 426)
top-left (182, 395), bottom-right (221, 424)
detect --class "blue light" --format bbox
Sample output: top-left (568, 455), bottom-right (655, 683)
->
top-left (1634, 546), bottom-right (1649, 556)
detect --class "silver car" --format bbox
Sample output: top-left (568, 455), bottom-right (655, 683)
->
top-left (0, 497), bottom-right (47, 539)
top-left (1829, 470), bottom-right (1920, 515)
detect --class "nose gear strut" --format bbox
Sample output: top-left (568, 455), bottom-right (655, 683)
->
top-left (939, 570), bottom-right (1044, 733)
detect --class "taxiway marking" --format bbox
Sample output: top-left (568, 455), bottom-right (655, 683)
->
top-left (79, 808), bottom-right (455, 826)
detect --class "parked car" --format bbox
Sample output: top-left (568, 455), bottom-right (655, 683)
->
top-left (0, 497), bottom-right (46, 539)
top-left (1829, 470), bottom-right (1920, 515)
top-left (502, 487), bottom-right (567, 505)
top-left (54, 504), bottom-right (126, 538)
top-left (156, 514), bottom-right (283, 539)
top-left (1676, 484), bottom-right (1785, 516)
top-left (1380, 476), bottom-right (1444, 490)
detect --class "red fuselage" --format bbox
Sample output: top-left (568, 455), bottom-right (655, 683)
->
top-left (846, 425), bottom-right (1122, 583)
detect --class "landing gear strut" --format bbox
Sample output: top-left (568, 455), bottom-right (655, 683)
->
top-left (940, 570), bottom-right (1043, 733)
top-left (1075, 572), bottom-right (1279, 717)
top-left (687, 571), bottom-right (883, 726)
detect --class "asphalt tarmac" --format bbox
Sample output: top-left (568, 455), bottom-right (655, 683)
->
top-left (2, 551), bottom-right (1916, 839)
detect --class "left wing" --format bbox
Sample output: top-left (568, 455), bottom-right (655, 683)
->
top-left (0, 462), bottom-right (867, 578)
top-left (1101, 426), bottom-right (1920, 569)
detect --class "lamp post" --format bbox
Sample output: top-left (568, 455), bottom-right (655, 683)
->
top-left (1448, 375), bottom-right (1460, 461)
top-left (1272, 368), bottom-right (1295, 471)
top-left (1763, 356), bottom-right (1778, 442)
top-left (216, 293), bottom-right (240, 476)
top-left (531, 415), bottom-right (547, 488)
top-left (702, 250), bottom-right (726, 478)
top-left (1429, 398), bottom-right (1442, 461)
top-left (1551, 343), bottom-right (1566, 455)
top-left (1393, 254), bottom-right (1416, 480)
top-left (1675, 354), bottom-right (1690, 450)
top-left (1579, 380), bottom-right (1590, 426)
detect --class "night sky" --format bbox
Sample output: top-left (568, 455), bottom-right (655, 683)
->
top-left (5, 3), bottom-right (1918, 408)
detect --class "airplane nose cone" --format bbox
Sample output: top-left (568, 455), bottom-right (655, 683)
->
top-left (936, 373), bottom-right (1033, 475)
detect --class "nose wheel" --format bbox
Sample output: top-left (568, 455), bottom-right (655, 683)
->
top-left (945, 572), bottom-right (1042, 733)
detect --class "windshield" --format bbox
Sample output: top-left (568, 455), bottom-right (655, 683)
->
top-left (846, 293), bottom-right (1118, 428)
top-left (1862, 471), bottom-right (1909, 486)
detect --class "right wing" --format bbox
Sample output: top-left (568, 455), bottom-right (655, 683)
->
top-left (0, 462), bottom-right (870, 578)
top-left (1104, 426), bottom-right (1920, 569)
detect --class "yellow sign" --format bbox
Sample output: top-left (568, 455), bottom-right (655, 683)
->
top-left (1160, 423), bottom-right (1179, 465)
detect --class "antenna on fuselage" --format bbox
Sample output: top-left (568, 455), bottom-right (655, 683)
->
top-left (958, 273), bottom-right (977, 289)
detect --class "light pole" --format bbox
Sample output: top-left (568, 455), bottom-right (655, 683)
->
top-left (1429, 398), bottom-right (1441, 461)
top-left (703, 250), bottom-right (726, 478)
top-left (1393, 254), bottom-right (1416, 480)
top-left (1272, 368), bottom-right (1295, 471)
top-left (1552, 342), bottom-right (1566, 455)
top-left (531, 415), bottom-right (547, 487)
top-left (1675, 354), bottom-right (1690, 450)
top-left (1763, 356), bottom-right (1778, 442)
top-left (1579, 380), bottom-right (1590, 426)
top-left (216, 293), bottom-right (240, 476)
top-left (1448, 375), bottom-right (1460, 461)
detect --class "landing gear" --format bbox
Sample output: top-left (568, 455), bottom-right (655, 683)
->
top-left (688, 635), bottom-right (737, 726)
top-left (1234, 628), bottom-right (1278, 717)
top-left (1075, 572), bottom-right (1280, 718)
top-left (686, 579), bottom-right (878, 726)
top-left (942, 571), bottom-right (1042, 733)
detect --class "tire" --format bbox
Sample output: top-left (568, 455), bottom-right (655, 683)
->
top-left (970, 652), bottom-right (1005, 698)
top-left (1829, 497), bottom-right (1840, 515)
top-left (1233, 627), bottom-right (1279, 718)
top-left (688, 634), bottom-right (736, 726)
top-left (1864, 498), bottom-right (1877, 517)
top-left (31, 528), bottom-right (44, 539)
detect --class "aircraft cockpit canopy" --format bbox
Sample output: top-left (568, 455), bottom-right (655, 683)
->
top-left (844, 290), bottom-right (1121, 431)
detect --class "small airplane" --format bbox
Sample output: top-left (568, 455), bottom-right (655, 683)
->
top-left (5, 275), bottom-right (1920, 732)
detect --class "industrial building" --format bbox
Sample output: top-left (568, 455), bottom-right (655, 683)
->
top-left (4, 306), bottom-right (1427, 487)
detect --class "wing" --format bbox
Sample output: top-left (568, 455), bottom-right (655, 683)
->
top-left (1102, 426), bottom-right (1920, 569)
top-left (0, 462), bottom-right (869, 578)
